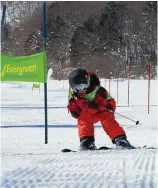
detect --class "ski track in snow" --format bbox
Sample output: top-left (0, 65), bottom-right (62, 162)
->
top-left (1, 80), bottom-right (158, 188)
top-left (1, 149), bottom-right (157, 188)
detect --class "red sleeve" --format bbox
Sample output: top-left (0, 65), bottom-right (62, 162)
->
top-left (106, 99), bottom-right (116, 111)
top-left (67, 99), bottom-right (81, 119)
top-left (93, 87), bottom-right (108, 111)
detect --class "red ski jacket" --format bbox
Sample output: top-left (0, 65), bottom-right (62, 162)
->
top-left (68, 72), bottom-right (116, 119)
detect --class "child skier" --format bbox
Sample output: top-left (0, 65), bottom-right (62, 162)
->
top-left (67, 68), bottom-right (135, 151)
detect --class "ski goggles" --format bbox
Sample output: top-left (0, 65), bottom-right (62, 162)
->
top-left (72, 83), bottom-right (89, 93)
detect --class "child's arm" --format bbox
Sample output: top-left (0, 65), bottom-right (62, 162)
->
top-left (67, 98), bottom-right (81, 119)
top-left (91, 86), bottom-right (116, 111)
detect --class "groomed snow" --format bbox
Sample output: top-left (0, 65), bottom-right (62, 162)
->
top-left (1, 79), bottom-right (158, 188)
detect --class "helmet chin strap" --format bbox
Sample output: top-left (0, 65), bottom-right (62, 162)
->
top-left (78, 90), bottom-right (86, 96)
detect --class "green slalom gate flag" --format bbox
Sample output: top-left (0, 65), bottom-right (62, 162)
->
top-left (32, 83), bottom-right (40, 88)
top-left (1, 51), bottom-right (47, 83)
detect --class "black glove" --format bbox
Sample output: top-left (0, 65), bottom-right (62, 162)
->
top-left (106, 104), bottom-right (115, 112)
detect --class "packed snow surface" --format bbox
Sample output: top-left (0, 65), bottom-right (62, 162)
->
top-left (1, 79), bottom-right (158, 188)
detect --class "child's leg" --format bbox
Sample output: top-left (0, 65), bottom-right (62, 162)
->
top-left (77, 111), bottom-right (98, 150)
top-left (77, 111), bottom-right (96, 139)
top-left (97, 110), bottom-right (126, 142)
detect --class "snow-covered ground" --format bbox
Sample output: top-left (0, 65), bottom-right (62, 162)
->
top-left (1, 79), bottom-right (158, 188)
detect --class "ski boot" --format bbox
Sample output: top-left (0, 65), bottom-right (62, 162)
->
top-left (79, 136), bottom-right (97, 151)
top-left (113, 135), bottom-right (136, 149)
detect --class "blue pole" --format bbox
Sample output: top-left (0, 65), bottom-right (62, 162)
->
top-left (1, 4), bottom-right (6, 41)
top-left (43, 2), bottom-right (48, 144)
top-left (1, 4), bottom-right (6, 25)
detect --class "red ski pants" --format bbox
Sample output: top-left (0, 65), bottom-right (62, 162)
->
top-left (77, 110), bottom-right (125, 140)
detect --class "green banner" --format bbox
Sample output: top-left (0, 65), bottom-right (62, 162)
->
top-left (1, 51), bottom-right (47, 83)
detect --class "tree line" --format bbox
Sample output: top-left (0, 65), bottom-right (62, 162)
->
top-left (1, 1), bottom-right (157, 79)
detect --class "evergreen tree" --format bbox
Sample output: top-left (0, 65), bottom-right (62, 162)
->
top-left (99, 1), bottom-right (126, 49)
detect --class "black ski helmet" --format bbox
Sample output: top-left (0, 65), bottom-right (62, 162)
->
top-left (69, 69), bottom-right (88, 92)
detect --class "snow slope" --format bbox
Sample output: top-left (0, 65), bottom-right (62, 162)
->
top-left (1, 79), bottom-right (158, 188)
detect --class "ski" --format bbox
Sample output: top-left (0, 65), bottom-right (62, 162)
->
top-left (61, 145), bottom-right (157, 152)
top-left (61, 146), bottom-right (113, 153)
top-left (135, 145), bottom-right (157, 149)
top-left (61, 149), bottom-right (77, 152)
